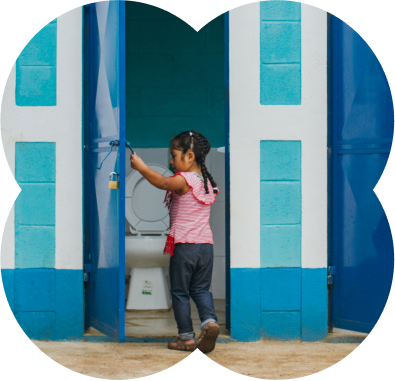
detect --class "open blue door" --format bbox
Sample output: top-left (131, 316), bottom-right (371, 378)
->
top-left (84, 0), bottom-right (126, 342)
top-left (330, 16), bottom-right (394, 333)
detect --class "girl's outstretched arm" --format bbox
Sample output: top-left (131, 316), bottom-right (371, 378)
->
top-left (130, 153), bottom-right (188, 192)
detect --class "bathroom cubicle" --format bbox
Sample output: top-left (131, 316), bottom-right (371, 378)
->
top-left (122, 2), bottom-right (228, 337)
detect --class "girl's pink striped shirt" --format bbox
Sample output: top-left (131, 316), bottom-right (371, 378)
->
top-left (163, 171), bottom-right (218, 255)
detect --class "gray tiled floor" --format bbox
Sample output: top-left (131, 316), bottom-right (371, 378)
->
top-left (86, 299), bottom-right (229, 338)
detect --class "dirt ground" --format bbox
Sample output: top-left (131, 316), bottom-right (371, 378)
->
top-left (33, 340), bottom-right (359, 379)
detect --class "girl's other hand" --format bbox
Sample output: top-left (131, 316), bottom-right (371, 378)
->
top-left (130, 153), bottom-right (145, 171)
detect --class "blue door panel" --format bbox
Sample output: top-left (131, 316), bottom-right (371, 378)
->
top-left (86, 0), bottom-right (126, 342)
top-left (331, 17), bottom-right (394, 333)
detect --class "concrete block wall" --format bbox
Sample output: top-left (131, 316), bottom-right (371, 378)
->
top-left (230, 1), bottom-right (328, 342)
top-left (125, 1), bottom-right (225, 148)
top-left (1, 8), bottom-right (83, 340)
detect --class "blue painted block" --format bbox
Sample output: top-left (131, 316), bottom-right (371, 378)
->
top-left (139, 19), bottom-right (177, 53)
top-left (260, 22), bottom-right (301, 64)
top-left (261, 312), bottom-right (301, 340)
top-left (301, 268), bottom-right (328, 341)
top-left (15, 226), bottom-right (55, 268)
top-left (55, 270), bottom-right (84, 340)
top-left (15, 142), bottom-right (56, 182)
top-left (261, 225), bottom-right (301, 267)
top-left (260, 141), bottom-right (301, 180)
top-left (17, 23), bottom-right (57, 66)
top-left (260, 181), bottom-right (301, 224)
top-left (16, 66), bottom-right (56, 106)
top-left (205, 15), bottom-right (225, 53)
top-left (125, 2), bottom-right (173, 20)
top-left (15, 269), bottom-right (55, 311)
top-left (260, 1), bottom-right (301, 21)
top-left (15, 312), bottom-right (55, 340)
top-left (230, 268), bottom-right (261, 341)
top-left (261, 268), bottom-right (301, 311)
top-left (126, 87), bottom-right (141, 117)
top-left (15, 183), bottom-right (55, 226)
top-left (260, 64), bottom-right (301, 105)
top-left (1, 269), bottom-right (15, 312)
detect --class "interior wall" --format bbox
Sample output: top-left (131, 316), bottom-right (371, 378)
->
top-left (125, 2), bottom-right (225, 148)
top-left (124, 3), bottom-right (226, 299)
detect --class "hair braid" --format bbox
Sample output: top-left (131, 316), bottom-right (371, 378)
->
top-left (191, 131), bottom-right (219, 195)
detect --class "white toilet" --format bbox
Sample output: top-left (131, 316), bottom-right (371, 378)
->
top-left (125, 164), bottom-right (173, 310)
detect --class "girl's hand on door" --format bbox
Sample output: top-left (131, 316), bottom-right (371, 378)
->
top-left (130, 153), bottom-right (146, 171)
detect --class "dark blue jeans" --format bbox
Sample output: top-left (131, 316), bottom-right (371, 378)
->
top-left (169, 243), bottom-right (218, 340)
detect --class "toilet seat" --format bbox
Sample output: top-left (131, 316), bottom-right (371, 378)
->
top-left (125, 164), bottom-right (173, 234)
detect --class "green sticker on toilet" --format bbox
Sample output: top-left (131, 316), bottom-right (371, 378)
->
top-left (142, 280), bottom-right (153, 295)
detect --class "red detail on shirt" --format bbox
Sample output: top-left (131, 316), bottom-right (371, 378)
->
top-left (162, 172), bottom-right (219, 256)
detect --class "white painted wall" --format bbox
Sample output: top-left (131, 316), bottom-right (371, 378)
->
top-left (0, 8), bottom-right (83, 270)
top-left (229, 2), bottom-right (327, 269)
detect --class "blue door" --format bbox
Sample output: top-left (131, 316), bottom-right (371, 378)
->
top-left (330, 16), bottom-right (394, 333)
top-left (84, 0), bottom-right (126, 342)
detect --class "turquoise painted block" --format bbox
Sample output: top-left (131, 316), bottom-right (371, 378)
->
top-left (261, 268), bottom-right (301, 310)
top-left (231, 268), bottom-right (261, 342)
top-left (260, 64), bottom-right (301, 105)
top-left (17, 23), bottom-right (57, 66)
top-left (55, 270), bottom-right (84, 340)
top-left (301, 268), bottom-right (328, 341)
top-left (15, 269), bottom-right (55, 311)
top-left (15, 312), bottom-right (55, 340)
top-left (141, 88), bottom-right (207, 116)
top-left (15, 142), bottom-right (56, 182)
top-left (260, 1), bottom-right (301, 21)
top-left (15, 226), bottom-right (55, 268)
top-left (260, 181), bottom-right (301, 224)
top-left (1, 270), bottom-right (15, 312)
top-left (260, 140), bottom-right (301, 180)
top-left (260, 22), bottom-right (301, 63)
top-left (16, 66), bottom-right (56, 106)
top-left (261, 312), bottom-right (301, 340)
top-left (15, 183), bottom-right (55, 226)
top-left (261, 225), bottom-right (301, 267)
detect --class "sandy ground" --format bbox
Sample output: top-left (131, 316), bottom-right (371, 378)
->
top-left (33, 340), bottom-right (359, 380)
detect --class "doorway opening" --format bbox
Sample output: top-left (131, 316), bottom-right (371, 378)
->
top-left (84, 2), bottom-right (230, 340)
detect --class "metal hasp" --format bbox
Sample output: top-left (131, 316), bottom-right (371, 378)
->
top-left (84, 264), bottom-right (91, 283)
top-left (327, 266), bottom-right (335, 285)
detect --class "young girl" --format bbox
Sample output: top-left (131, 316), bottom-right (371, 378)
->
top-left (130, 130), bottom-right (220, 353)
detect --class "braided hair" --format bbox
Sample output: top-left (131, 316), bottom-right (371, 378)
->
top-left (170, 130), bottom-right (218, 194)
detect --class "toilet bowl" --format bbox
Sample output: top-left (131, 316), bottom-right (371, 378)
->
top-left (125, 164), bottom-right (173, 310)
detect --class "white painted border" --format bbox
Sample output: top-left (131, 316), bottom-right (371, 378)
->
top-left (229, 3), bottom-right (327, 269)
top-left (0, 7), bottom-right (83, 270)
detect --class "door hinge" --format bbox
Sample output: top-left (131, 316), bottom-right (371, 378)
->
top-left (84, 264), bottom-right (91, 283)
top-left (327, 266), bottom-right (335, 285)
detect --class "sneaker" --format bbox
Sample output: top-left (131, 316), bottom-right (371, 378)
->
top-left (196, 322), bottom-right (220, 354)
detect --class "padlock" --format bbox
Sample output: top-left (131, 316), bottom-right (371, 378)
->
top-left (109, 172), bottom-right (119, 189)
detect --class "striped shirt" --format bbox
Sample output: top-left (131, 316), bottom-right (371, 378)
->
top-left (168, 171), bottom-right (218, 245)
